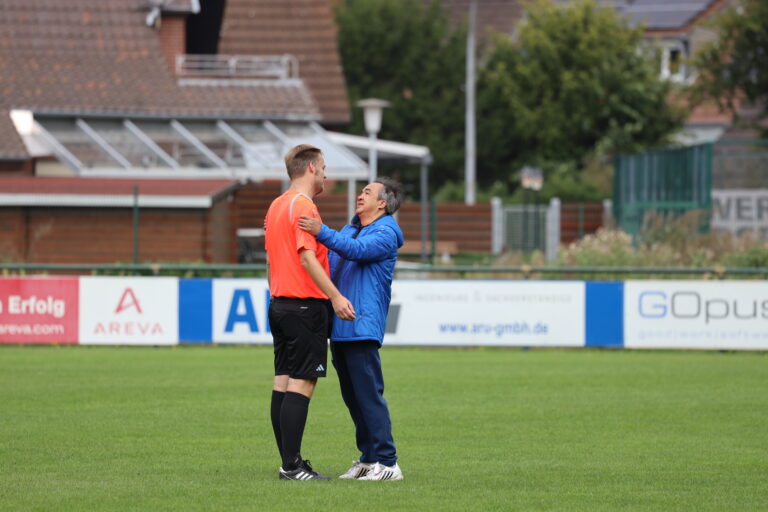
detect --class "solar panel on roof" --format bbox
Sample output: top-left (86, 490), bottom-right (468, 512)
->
top-left (553, 0), bottom-right (716, 29)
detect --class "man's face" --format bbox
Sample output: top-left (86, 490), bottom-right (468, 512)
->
top-left (356, 182), bottom-right (386, 216)
top-left (311, 155), bottom-right (327, 195)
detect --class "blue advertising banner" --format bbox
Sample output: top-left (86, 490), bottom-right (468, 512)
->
top-left (585, 282), bottom-right (624, 347)
top-left (179, 279), bottom-right (212, 343)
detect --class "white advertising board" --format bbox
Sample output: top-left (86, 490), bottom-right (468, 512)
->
top-left (712, 189), bottom-right (768, 239)
top-left (384, 280), bottom-right (585, 346)
top-left (79, 277), bottom-right (178, 345)
top-left (210, 279), bottom-right (584, 347)
top-left (212, 279), bottom-right (272, 344)
top-left (625, 281), bottom-right (768, 350)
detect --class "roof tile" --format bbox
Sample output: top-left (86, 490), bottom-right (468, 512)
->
top-left (0, 0), bottom-right (323, 156)
top-left (218, 0), bottom-right (350, 124)
top-left (0, 113), bottom-right (28, 160)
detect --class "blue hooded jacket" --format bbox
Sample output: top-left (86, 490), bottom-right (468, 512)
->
top-left (316, 214), bottom-right (404, 346)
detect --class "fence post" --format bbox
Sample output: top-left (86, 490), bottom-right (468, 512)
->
top-left (546, 197), bottom-right (560, 261)
top-left (430, 197), bottom-right (437, 263)
top-left (491, 197), bottom-right (503, 254)
top-left (534, 191), bottom-right (541, 251)
top-left (602, 199), bottom-right (613, 228)
top-left (133, 184), bottom-right (139, 264)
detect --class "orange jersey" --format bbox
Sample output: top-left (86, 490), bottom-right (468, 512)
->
top-left (264, 191), bottom-right (329, 299)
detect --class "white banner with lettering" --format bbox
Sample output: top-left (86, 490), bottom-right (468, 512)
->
top-left (79, 277), bottom-right (178, 345)
top-left (712, 189), bottom-right (768, 239)
top-left (212, 279), bottom-right (272, 344)
top-left (384, 280), bottom-right (585, 346)
top-left (625, 281), bottom-right (768, 350)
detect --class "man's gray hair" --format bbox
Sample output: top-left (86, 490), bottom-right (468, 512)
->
top-left (374, 177), bottom-right (403, 215)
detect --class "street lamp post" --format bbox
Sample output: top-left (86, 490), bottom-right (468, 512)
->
top-left (357, 98), bottom-right (390, 183)
top-left (465, 0), bottom-right (477, 205)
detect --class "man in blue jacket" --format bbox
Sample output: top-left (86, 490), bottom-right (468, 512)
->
top-left (298, 177), bottom-right (405, 481)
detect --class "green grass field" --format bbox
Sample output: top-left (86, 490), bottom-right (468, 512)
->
top-left (1, 345), bottom-right (766, 511)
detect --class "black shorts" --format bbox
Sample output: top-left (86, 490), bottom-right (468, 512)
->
top-left (269, 297), bottom-right (330, 379)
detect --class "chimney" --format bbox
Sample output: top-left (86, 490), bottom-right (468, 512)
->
top-left (158, 15), bottom-right (187, 73)
top-left (146, 1), bottom-right (201, 74)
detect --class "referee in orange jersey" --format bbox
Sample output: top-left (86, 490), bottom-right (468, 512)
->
top-left (264, 144), bottom-right (355, 481)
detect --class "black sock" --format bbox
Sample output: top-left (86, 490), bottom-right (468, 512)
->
top-left (280, 391), bottom-right (310, 470)
top-left (270, 390), bottom-right (285, 459)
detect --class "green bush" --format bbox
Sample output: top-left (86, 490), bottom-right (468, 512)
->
top-left (723, 246), bottom-right (768, 268)
top-left (556, 211), bottom-right (768, 270)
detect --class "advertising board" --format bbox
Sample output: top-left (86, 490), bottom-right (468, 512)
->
top-left (384, 280), bottom-right (585, 346)
top-left (625, 281), bottom-right (768, 350)
top-left (79, 277), bottom-right (178, 345)
top-left (0, 277), bottom-right (79, 344)
top-left (212, 279), bottom-right (272, 344)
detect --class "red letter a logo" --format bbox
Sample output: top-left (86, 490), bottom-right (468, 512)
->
top-left (115, 288), bottom-right (143, 314)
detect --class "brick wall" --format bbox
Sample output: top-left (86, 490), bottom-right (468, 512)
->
top-left (158, 15), bottom-right (186, 73)
top-left (0, 205), bottom-right (234, 264)
top-left (0, 209), bottom-right (26, 261)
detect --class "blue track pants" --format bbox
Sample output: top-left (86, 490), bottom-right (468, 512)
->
top-left (330, 340), bottom-right (397, 466)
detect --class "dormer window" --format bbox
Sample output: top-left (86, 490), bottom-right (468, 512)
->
top-left (660, 40), bottom-right (688, 83)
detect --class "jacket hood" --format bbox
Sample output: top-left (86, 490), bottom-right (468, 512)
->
top-left (352, 214), bottom-right (404, 248)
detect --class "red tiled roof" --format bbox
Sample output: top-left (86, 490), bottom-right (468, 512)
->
top-left (0, 114), bottom-right (28, 160)
top-left (687, 100), bottom-right (734, 126)
top-left (0, 176), bottom-right (238, 197)
top-left (218, 0), bottom-right (351, 125)
top-left (0, 0), bottom-right (321, 158)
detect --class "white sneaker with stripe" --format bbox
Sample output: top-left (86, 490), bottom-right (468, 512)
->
top-left (338, 460), bottom-right (374, 479)
top-left (358, 462), bottom-right (403, 481)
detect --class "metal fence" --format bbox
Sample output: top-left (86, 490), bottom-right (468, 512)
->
top-left (615, 139), bottom-right (768, 240)
top-left (503, 205), bottom-right (548, 251)
top-left (1, 262), bottom-right (766, 280)
top-left (175, 54), bottom-right (299, 80)
top-left (614, 143), bottom-right (712, 240)
top-left (713, 139), bottom-right (768, 189)
top-left (494, 198), bottom-right (560, 260)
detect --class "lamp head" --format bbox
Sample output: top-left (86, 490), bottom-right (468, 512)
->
top-left (357, 98), bottom-right (390, 135)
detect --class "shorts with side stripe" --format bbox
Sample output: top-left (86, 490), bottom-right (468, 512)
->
top-left (269, 297), bottom-right (329, 379)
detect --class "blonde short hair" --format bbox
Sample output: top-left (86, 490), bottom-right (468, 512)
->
top-left (284, 144), bottom-right (323, 180)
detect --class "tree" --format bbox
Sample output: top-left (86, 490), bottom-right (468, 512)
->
top-left (335, 0), bottom-right (466, 190)
top-left (476, 0), bottom-right (684, 193)
top-left (693, 0), bottom-right (768, 134)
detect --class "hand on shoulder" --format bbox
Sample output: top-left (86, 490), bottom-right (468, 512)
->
top-left (298, 215), bottom-right (322, 235)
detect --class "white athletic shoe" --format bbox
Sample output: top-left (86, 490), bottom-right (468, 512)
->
top-left (338, 460), bottom-right (374, 479)
top-left (358, 462), bottom-right (403, 481)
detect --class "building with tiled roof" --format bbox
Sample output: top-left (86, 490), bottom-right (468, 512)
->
top-left (219, 0), bottom-right (351, 125)
top-left (0, 0), bottom-right (366, 264)
top-left (553, 0), bottom-right (742, 143)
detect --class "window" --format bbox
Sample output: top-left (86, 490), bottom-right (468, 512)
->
top-left (660, 41), bottom-right (688, 83)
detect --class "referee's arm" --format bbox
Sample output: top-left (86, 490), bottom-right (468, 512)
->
top-left (299, 249), bottom-right (356, 321)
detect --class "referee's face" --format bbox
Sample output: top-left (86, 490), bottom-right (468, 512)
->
top-left (311, 155), bottom-right (327, 195)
